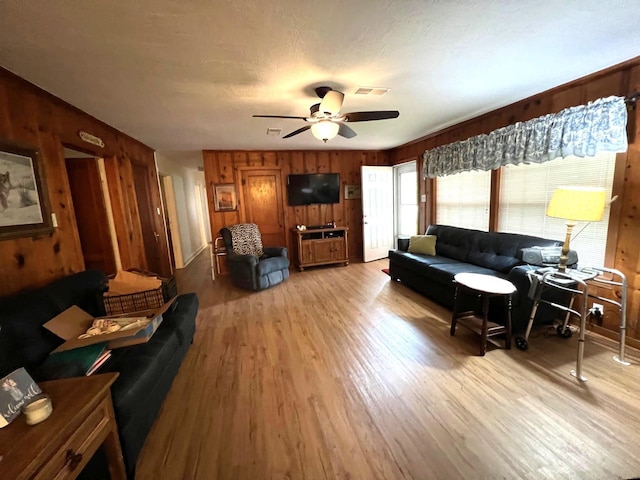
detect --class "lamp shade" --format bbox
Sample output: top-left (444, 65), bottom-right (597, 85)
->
top-left (311, 121), bottom-right (339, 142)
top-left (546, 186), bottom-right (607, 222)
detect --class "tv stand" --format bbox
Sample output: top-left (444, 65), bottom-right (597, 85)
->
top-left (292, 227), bottom-right (349, 271)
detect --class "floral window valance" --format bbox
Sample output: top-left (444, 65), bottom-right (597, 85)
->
top-left (423, 96), bottom-right (628, 178)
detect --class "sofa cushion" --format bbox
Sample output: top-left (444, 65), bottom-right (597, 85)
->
top-left (104, 324), bottom-right (181, 421)
top-left (0, 299), bottom-right (64, 370)
top-left (257, 255), bottom-right (290, 276)
top-left (426, 262), bottom-right (507, 286)
top-left (389, 250), bottom-right (458, 274)
top-left (408, 235), bottom-right (437, 255)
top-left (159, 293), bottom-right (198, 345)
top-left (426, 224), bottom-right (473, 262)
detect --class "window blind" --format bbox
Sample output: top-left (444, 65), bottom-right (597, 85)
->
top-left (498, 152), bottom-right (616, 267)
top-left (436, 170), bottom-right (491, 231)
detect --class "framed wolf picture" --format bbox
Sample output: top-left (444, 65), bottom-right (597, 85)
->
top-left (0, 141), bottom-right (53, 240)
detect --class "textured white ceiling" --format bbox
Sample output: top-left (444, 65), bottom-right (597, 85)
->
top-left (1, 0), bottom-right (639, 154)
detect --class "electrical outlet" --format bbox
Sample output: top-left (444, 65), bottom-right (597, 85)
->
top-left (591, 303), bottom-right (604, 315)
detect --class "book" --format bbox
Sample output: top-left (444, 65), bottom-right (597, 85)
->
top-left (0, 367), bottom-right (42, 428)
top-left (46, 342), bottom-right (111, 376)
top-left (86, 351), bottom-right (112, 376)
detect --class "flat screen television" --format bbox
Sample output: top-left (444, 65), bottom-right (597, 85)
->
top-left (287, 173), bottom-right (340, 206)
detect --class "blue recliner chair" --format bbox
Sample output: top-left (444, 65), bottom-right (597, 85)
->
top-left (220, 223), bottom-right (290, 291)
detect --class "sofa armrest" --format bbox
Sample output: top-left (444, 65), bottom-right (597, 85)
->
top-left (507, 265), bottom-right (537, 304)
top-left (264, 247), bottom-right (287, 258)
top-left (397, 238), bottom-right (410, 252)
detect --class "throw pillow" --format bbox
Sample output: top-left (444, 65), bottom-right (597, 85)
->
top-left (408, 235), bottom-right (437, 255)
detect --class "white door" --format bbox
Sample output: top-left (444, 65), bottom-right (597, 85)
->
top-left (362, 166), bottom-right (394, 262)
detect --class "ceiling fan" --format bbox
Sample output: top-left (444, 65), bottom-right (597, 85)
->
top-left (253, 86), bottom-right (399, 142)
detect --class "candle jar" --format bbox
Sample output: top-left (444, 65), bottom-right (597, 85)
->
top-left (22, 394), bottom-right (53, 425)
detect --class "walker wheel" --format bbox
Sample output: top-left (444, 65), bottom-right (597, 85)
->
top-left (515, 337), bottom-right (528, 351)
top-left (556, 325), bottom-right (573, 338)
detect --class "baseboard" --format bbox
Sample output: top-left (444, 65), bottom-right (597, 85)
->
top-left (588, 324), bottom-right (640, 351)
top-left (181, 243), bottom-right (209, 268)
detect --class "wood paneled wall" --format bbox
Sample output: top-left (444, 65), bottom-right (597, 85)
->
top-left (389, 56), bottom-right (640, 340)
top-left (202, 150), bottom-right (389, 262)
top-left (0, 68), bottom-right (168, 297)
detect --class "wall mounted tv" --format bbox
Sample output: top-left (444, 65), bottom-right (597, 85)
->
top-left (287, 173), bottom-right (340, 206)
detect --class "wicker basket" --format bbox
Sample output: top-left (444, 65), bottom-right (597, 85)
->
top-left (103, 275), bottom-right (177, 315)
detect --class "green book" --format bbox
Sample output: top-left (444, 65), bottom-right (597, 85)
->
top-left (46, 342), bottom-right (109, 375)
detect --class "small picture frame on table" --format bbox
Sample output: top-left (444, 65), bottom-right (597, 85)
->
top-left (213, 183), bottom-right (238, 211)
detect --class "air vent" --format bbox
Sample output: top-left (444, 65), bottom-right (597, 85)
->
top-left (266, 128), bottom-right (282, 136)
top-left (354, 86), bottom-right (390, 96)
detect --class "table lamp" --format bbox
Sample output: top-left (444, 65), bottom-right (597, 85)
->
top-left (546, 186), bottom-right (607, 273)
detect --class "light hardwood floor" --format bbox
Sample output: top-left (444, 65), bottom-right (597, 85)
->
top-left (135, 252), bottom-right (640, 479)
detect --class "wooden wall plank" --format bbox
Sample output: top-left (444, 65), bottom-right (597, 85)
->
top-left (0, 68), bottom-right (164, 296)
top-left (203, 149), bottom-right (390, 263)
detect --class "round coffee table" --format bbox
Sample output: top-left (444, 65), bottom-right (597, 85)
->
top-left (450, 272), bottom-right (516, 356)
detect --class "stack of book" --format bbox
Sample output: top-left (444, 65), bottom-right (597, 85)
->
top-left (47, 343), bottom-right (112, 376)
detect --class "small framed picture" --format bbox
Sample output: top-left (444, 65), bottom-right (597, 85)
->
top-left (0, 141), bottom-right (54, 240)
top-left (344, 184), bottom-right (361, 200)
top-left (213, 183), bottom-right (237, 211)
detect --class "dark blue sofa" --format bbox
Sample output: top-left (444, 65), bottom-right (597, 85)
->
top-left (0, 269), bottom-right (198, 479)
top-left (388, 224), bottom-right (566, 333)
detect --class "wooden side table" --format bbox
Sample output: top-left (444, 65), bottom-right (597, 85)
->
top-left (450, 272), bottom-right (516, 356)
top-left (0, 373), bottom-right (125, 480)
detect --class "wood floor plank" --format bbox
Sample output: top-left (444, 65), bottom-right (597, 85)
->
top-left (135, 252), bottom-right (640, 479)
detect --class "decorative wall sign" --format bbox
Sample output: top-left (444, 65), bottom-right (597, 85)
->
top-left (78, 131), bottom-right (105, 148)
top-left (213, 184), bottom-right (238, 211)
top-left (0, 367), bottom-right (42, 428)
top-left (0, 141), bottom-right (53, 240)
top-left (344, 184), bottom-right (361, 199)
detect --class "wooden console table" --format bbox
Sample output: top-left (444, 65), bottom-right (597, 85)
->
top-left (292, 227), bottom-right (349, 271)
top-left (0, 373), bottom-right (125, 480)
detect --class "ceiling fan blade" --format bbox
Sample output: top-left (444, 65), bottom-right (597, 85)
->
top-left (253, 115), bottom-right (308, 120)
top-left (283, 125), bottom-right (311, 139)
top-left (319, 90), bottom-right (345, 115)
top-left (338, 123), bottom-right (357, 139)
top-left (343, 111), bottom-right (399, 122)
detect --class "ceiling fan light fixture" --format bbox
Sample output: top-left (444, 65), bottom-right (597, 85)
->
top-left (311, 121), bottom-right (339, 142)
top-left (319, 90), bottom-right (344, 115)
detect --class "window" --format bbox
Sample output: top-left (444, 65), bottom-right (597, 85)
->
top-left (394, 161), bottom-right (418, 241)
top-left (498, 152), bottom-right (616, 267)
top-left (436, 169), bottom-right (491, 231)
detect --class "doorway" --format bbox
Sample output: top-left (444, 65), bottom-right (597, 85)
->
top-left (239, 169), bottom-right (286, 247)
top-left (64, 148), bottom-right (117, 274)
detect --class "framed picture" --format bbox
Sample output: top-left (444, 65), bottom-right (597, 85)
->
top-left (0, 141), bottom-right (53, 241)
top-left (213, 183), bottom-right (238, 211)
top-left (344, 184), bottom-right (361, 200)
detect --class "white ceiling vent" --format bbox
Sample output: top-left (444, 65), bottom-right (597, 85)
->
top-left (354, 86), bottom-right (390, 96)
top-left (266, 128), bottom-right (282, 136)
